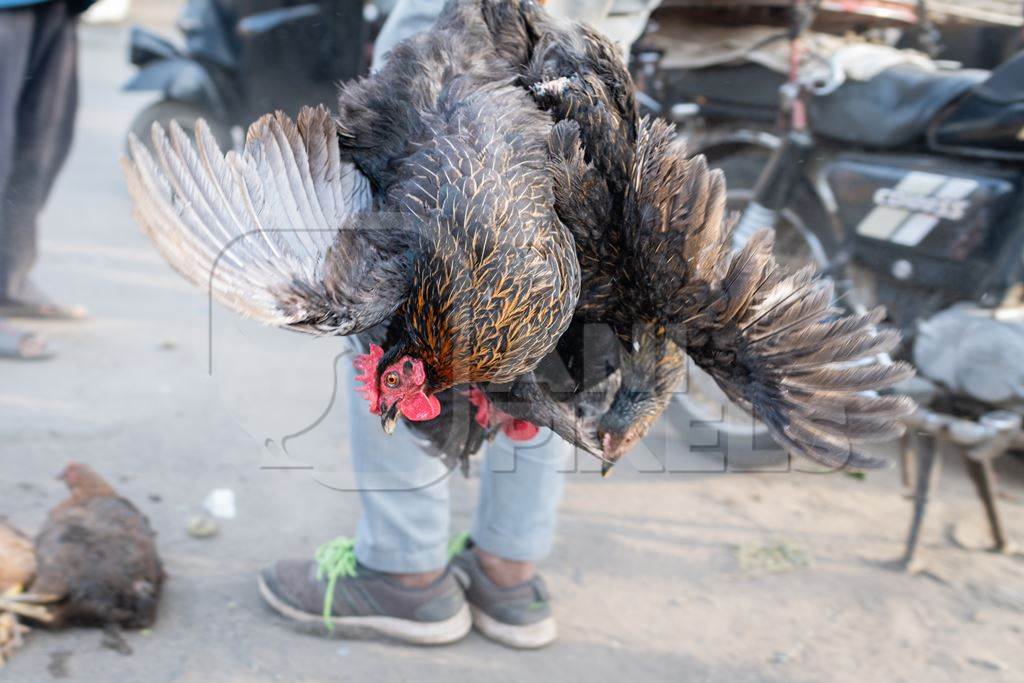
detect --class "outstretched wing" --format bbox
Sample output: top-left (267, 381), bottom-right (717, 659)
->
top-left (122, 105), bottom-right (410, 335)
top-left (677, 234), bottom-right (915, 470)
top-left (628, 119), bottom-right (915, 470)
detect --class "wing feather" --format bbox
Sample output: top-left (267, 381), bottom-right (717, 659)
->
top-left (675, 230), bottom-right (916, 470)
top-left (122, 105), bottom-right (407, 335)
top-left (624, 118), bottom-right (916, 470)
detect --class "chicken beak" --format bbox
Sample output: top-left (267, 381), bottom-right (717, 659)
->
top-left (600, 432), bottom-right (616, 477)
top-left (381, 400), bottom-right (401, 434)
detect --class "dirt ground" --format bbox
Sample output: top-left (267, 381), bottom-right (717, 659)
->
top-left (2, 5), bottom-right (1024, 683)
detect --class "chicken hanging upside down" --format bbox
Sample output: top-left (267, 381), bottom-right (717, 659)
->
top-left (472, 0), bottom-right (915, 471)
top-left (122, 0), bottom-right (914, 472)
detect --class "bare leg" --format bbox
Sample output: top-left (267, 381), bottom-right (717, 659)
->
top-left (473, 546), bottom-right (536, 588)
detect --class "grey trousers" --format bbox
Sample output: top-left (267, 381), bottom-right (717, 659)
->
top-left (0, 1), bottom-right (78, 301)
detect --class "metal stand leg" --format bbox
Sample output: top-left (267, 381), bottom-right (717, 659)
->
top-left (900, 431), bottom-right (916, 491)
top-left (902, 431), bottom-right (942, 571)
top-left (963, 456), bottom-right (1009, 553)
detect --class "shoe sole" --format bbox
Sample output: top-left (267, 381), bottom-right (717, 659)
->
top-left (257, 574), bottom-right (472, 645)
top-left (469, 605), bottom-right (557, 649)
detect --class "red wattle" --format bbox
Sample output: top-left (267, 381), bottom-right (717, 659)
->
top-left (502, 419), bottom-right (539, 441)
top-left (398, 391), bottom-right (441, 421)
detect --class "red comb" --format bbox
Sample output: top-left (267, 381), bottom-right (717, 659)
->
top-left (353, 343), bottom-right (384, 414)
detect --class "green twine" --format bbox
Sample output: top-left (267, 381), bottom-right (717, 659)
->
top-left (313, 533), bottom-right (469, 631)
top-left (314, 537), bottom-right (358, 631)
top-left (447, 531), bottom-right (471, 559)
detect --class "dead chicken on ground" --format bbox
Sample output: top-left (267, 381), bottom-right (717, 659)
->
top-left (29, 463), bottom-right (164, 629)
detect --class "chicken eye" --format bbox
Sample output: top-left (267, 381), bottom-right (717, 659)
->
top-left (384, 372), bottom-right (400, 388)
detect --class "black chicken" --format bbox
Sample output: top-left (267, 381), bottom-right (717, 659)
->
top-left (31, 464), bottom-right (164, 628)
top-left (123, 7), bottom-right (581, 434)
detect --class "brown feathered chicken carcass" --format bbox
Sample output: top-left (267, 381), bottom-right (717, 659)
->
top-left (29, 463), bottom-right (164, 628)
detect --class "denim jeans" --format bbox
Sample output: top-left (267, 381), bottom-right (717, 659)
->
top-left (347, 359), bottom-right (573, 572)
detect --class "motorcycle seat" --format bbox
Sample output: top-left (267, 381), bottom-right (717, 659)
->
top-left (929, 51), bottom-right (1024, 161)
top-left (661, 59), bottom-right (987, 150)
top-left (808, 64), bottom-right (988, 148)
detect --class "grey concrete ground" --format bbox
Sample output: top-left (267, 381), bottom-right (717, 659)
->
top-left (3, 7), bottom-right (1024, 683)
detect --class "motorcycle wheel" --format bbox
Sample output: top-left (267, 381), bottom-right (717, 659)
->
top-left (126, 100), bottom-right (236, 156)
top-left (673, 148), bottom-right (838, 447)
top-left (711, 149), bottom-right (838, 271)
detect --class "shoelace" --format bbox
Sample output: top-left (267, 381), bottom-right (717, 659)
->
top-left (314, 537), bottom-right (358, 631)
top-left (447, 531), bottom-right (470, 559)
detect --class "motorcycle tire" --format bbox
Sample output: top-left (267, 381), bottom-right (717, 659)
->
top-left (126, 100), bottom-right (236, 157)
top-left (708, 148), bottom-right (839, 272)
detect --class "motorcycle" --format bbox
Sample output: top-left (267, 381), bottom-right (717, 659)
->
top-left (124, 0), bottom-right (370, 151)
top-left (635, 0), bottom-right (1024, 563)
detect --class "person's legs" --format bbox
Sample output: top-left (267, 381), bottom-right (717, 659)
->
top-left (0, 4), bottom-right (63, 359)
top-left (449, 430), bottom-right (571, 648)
top-left (0, 1), bottom-right (78, 305)
top-left (350, 371), bottom-right (453, 579)
top-left (259, 352), bottom-right (470, 643)
top-left (262, 0), bottom-right (467, 642)
top-left (471, 428), bottom-right (570, 570)
top-left (0, 9), bottom-right (33, 221)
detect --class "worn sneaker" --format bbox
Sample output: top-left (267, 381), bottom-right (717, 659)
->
top-left (258, 537), bottom-right (471, 645)
top-left (450, 542), bottom-right (557, 649)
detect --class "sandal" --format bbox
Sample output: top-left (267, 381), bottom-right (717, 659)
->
top-left (0, 325), bottom-right (55, 361)
top-left (0, 299), bottom-right (87, 321)
top-left (0, 282), bottom-right (88, 321)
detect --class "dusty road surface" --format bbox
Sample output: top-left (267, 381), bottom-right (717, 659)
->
top-left (2, 6), bottom-right (1024, 683)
